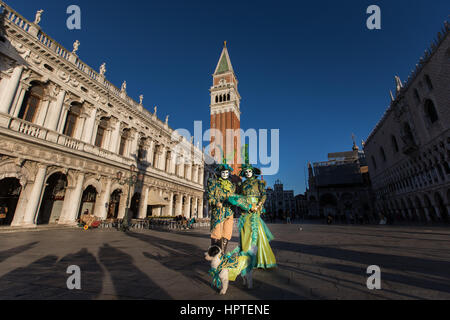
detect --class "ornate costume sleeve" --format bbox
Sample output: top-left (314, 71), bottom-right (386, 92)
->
top-left (257, 180), bottom-right (267, 208)
top-left (207, 179), bottom-right (217, 206)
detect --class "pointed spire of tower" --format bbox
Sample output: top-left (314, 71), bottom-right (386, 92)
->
top-left (214, 42), bottom-right (234, 75)
top-left (352, 133), bottom-right (359, 151)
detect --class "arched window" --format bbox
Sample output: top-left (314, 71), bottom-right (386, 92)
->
top-left (63, 103), bottom-right (82, 138)
top-left (215, 96), bottom-right (218, 103)
top-left (424, 100), bottom-right (439, 124)
top-left (219, 95), bottom-right (223, 103)
top-left (371, 156), bottom-right (377, 170)
top-left (413, 89), bottom-right (420, 104)
top-left (380, 147), bottom-right (387, 162)
top-left (227, 93), bottom-right (230, 101)
top-left (138, 138), bottom-right (147, 161)
top-left (18, 82), bottom-right (45, 123)
top-left (391, 135), bottom-right (399, 153)
top-left (95, 117), bottom-right (109, 148)
top-left (119, 129), bottom-right (130, 156)
top-left (424, 75), bottom-right (433, 91)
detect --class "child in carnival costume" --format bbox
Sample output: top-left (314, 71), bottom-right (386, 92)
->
top-left (228, 162), bottom-right (277, 275)
top-left (207, 162), bottom-right (236, 254)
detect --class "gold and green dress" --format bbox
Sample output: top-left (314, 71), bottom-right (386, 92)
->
top-left (207, 177), bottom-right (235, 233)
top-left (228, 176), bottom-right (277, 278)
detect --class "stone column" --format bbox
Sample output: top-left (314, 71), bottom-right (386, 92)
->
top-left (109, 118), bottom-right (121, 153)
top-left (129, 129), bottom-right (140, 159)
top-left (46, 89), bottom-right (66, 131)
top-left (167, 192), bottom-right (174, 217)
top-left (198, 167), bottom-right (204, 185)
top-left (191, 197), bottom-right (198, 218)
top-left (57, 104), bottom-right (70, 134)
top-left (157, 189), bottom-right (164, 217)
top-left (117, 188), bottom-right (129, 220)
top-left (90, 119), bottom-right (100, 145)
top-left (35, 98), bottom-right (51, 126)
top-left (198, 198), bottom-right (204, 218)
top-left (73, 114), bottom-right (87, 141)
top-left (22, 164), bottom-right (47, 226)
top-left (180, 158), bottom-right (185, 178)
top-left (0, 65), bottom-right (24, 114)
top-left (186, 163), bottom-right (193, 181)
top-left (193, 165), bottom-right (199, 183)
top-left (138, 185), bottom-right (149, 219)
top-left (95, 178), bottom-right (112, 220)
top-left (82, 106), bottom-right (97, 144)
top-left (176, 194), bottom-right (183, 216)
top-left (60, 172), bottom-right (85, 224)
top-left (147, 140), bottom-right (155, 165)
top-left (103, 128), bottom-right (112, 150)
top-left (11, 182), bottom-right (33, 227)
top-left (12, 85), bottom-right (28, 118)
top-left (160, 147), bottom-right (167, 171)
top-left (184, 195), bottom-right (192, 218)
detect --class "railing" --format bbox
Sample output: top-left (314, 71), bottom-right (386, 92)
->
top-left (3, 115), bottom-right (203, 189)
top-left (6, 117), bottom-right (133, 165)
top-left (0, 1), bottom-right (139, 115)
top-left (1, 1), bottom-right (205, 177)
top-left (3, 6), bottom-right (31, 33)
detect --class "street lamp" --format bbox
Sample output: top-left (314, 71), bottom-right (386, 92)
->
top-left (117, 164), bottom-right (137, 232)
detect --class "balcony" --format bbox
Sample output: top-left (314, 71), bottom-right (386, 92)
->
top-left (0, 113), bottom-right (203, 189)
top-left (0, 113), bottom-right (134, 166)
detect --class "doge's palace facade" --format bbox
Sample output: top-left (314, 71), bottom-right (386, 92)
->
top-left (364, 21), bottom-right (450, 223)
top-left (0, 2), bottom-right (204, 227)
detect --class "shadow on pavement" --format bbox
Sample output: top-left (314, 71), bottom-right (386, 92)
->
top-left (321, 262), bottom-right (450, 296)
top-left (0, 248), bottom-right (103, 300)
top-left (272, 240), bottom-right (450, 294)
top-left (0, 242), bottom-right (39, 263)
top-left (98, 243), bottom-right (171, 300)
top-left (127, 231), bottom-right (307, 300)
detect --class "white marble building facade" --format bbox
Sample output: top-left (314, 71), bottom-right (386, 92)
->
top-left (364, 21), bottom-right (450, 223)
top-left (0, 2), bottom-right (204, 227)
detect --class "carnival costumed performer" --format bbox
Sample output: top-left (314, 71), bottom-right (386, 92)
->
top-left (207, 163), bottom-right (236, 254)
top-left (228, 162), bottom-right (277, 276)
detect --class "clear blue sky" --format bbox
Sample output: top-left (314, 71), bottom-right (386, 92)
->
top-left (6, 0), bottom-right (450, 195)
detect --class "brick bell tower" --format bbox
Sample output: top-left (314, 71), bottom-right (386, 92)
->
top-left (210, 42), bottom-right (241, 174)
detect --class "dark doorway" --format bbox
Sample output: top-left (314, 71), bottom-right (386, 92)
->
top-left (108, 190), bottom-right (122, 219)
top-left (78, 186), bottom-right (98, 219)
top-left (131, 193), bottom-right (140, 219)
top-left (38, 173), bottom-right (67, 225)
top-left (0, 178), bottom-right (22, 226)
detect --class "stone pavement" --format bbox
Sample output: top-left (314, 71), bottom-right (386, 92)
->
top-left (0, 222), bottom-right (449, 300)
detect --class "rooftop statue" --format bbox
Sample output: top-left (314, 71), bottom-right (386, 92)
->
top-left (99, 63), bottom-right (106, 76)
top-left (72, 40), bottom-right (80, 54)
top-left (34, 9), bottom-right (44, 25)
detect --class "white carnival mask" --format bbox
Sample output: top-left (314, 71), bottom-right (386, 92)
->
top-left (245, 169), bottom-right (253, 178)
top-left (221, 170), bottom-right (230, 180)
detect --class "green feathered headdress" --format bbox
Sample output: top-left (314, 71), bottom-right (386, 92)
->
top-left (239, 144), bottom-right (261, 177)
top-left (214, 154), bottom-right (233, 176)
